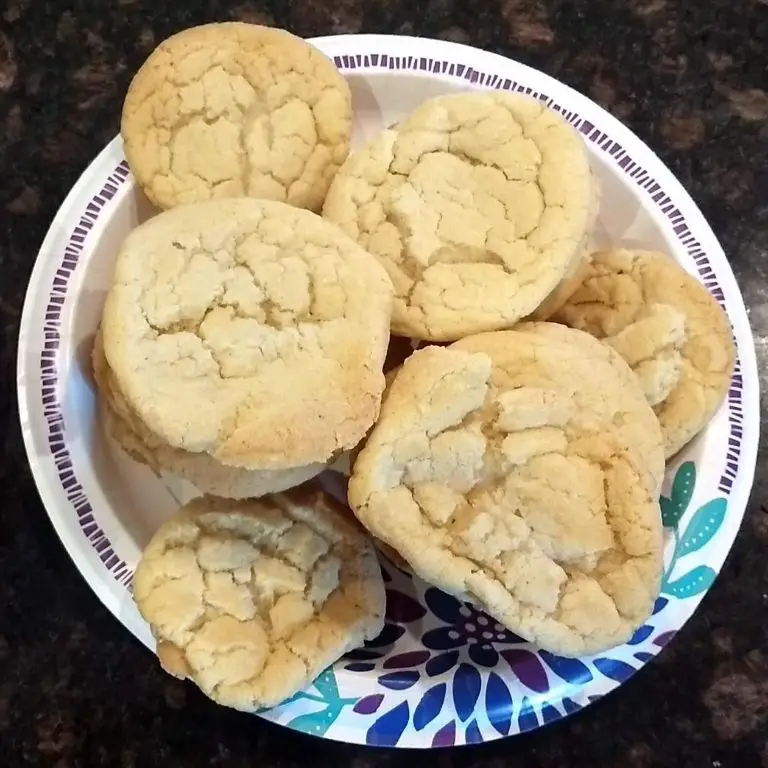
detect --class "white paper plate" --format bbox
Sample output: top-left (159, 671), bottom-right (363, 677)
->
top-left (17, 34), bottom-right (759, 748)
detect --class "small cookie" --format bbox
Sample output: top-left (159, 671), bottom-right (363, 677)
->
top-left (133, 488), bottom-right (385, 711)
top-left (349, 345), bottom-right (663, 656)
top-left (101, 198), bottom-right (393, 470)
top-left (122, 23), bottom-right (351, 211)
top-left (454, 326), bottom-right (665, 495)
top-left (92, 331), bottom-right (324, 498)
top-left (323, 92), bottom-right (593, 340)
top-left (553, 249), bottom-right (736, 456)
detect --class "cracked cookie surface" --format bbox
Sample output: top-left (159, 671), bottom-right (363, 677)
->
top-left (92, 330), bottom-right (324, 498)
top-left (553, 249), bottom-right (735, 457)
top-left (121, 22), bottom-right (351, 212)
top-left (322, 92), bottom-right (592, 341)
top-left (348, 344), bottom-right (663, 656)
top-left (132, 488), bottom-right (385, 711)
top-left (101, 198), bottom-right (393, 469)
top-left (513, 321), bottom-right (665, 494)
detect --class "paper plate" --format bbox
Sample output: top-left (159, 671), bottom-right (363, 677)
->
top-left (17, 34), bottom-right (759, 748)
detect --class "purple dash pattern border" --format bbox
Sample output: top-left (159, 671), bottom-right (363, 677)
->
top-left (41, 160), bottom-right (133, 588)
top-left (40, 53), bottom-right (745, 598)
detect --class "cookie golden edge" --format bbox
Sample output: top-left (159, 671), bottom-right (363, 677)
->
top-left (527, 168), bottom-right (603, 322)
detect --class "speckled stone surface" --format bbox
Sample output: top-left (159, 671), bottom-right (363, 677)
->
top-left (1, 1), bottom-right (767, 765)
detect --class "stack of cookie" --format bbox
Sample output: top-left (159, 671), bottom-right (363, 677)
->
top-left (95, 22), bottom-right (735, 711)
top-left (93, 194), bottom-right (394, 712)
top-left (96, 197), bottom-right (393, 496)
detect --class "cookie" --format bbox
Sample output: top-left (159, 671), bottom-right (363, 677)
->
top-left (454, 326), bottom-right (665, 495)
top-left (323, 92), bottom-right (593, 340)
top-left (122, 23), bottom-right (351, 212)
top-left (101, 198), bottom-right (393, 470)
top-left (553, 248), bottom-right (735, 456)
top-left (132, 487), bottom-right (386, 711)
top-left (348, 345), bottom-right (663, 656)
top-left (92, 331), bottom-right (324, 498)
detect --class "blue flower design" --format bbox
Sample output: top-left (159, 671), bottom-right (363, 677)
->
top-left (422, 588), bottom-right (523, 668)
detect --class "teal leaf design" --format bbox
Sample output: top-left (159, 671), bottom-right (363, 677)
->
top-left (659, 496), bottom-right (673, 527)
top-left (660, 462), bottom-right (695, 528)
top-left (663, 565), bottom-right (717, 598)
top-left (283, 668), bottom-right (358, 736)
top-left (279, 689), bottom-right (324, 708)
top-left (288, 703), bottom-right (344, 737)
top-left (676, 498), bottom-right (727, 557)
top-left (312, 667), bottom-right (340, 702)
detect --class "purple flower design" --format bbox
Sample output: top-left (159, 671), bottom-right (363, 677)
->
top-left (419, 588), bottom-right (595, 694)
top-left (422, 588), bottom-right (523, 668)
top-left (344, 588), bottom-right (427, 671)
top-left (344, 621), bottom-right (405, 670)
top-left (360, 585), bottom-right (609, 740)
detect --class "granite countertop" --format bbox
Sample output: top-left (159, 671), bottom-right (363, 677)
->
top-left (2, 1), bottom-right (767, 765)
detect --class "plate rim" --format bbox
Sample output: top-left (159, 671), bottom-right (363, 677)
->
top-left (17, 138), bottom-right (134, 624)
top-left (16, 32), bottom-right (761, 748)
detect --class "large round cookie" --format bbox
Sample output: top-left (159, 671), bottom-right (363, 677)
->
top-left (122, 23), bottom-right (351, 212)
top-left (348, 345), bottom-right (663, 657)
top-left (101, 198), bottom-right (393, 470)
top-left (454, 326), bottom-right (665, 495)
top-left (92, 331), bottom-right (324, 498)
top-left (553, 248), bottom-right (736, 457)
top-left (133, 488), bottom-right (385, 711)
top-left (323, 92), bottom-right (593, 341)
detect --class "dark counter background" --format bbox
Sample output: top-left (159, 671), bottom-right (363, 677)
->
top-left (1, 1), bottom-right (767, 766)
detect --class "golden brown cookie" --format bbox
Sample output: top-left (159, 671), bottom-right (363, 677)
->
top-left (122, 23), bottom-right (351, 211)
top-left (92, 331), bottom-right (324, 498)
top-left (348, 344), bottom-right (663, 656)
top-left (132, 488), bottom-right (385, 711)
top-left (101, 198), bottom-right (393, 470)
top-left (553, 248), bottom-right (735, 457)
top-left (323, 92), bottom-right (593, 340)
